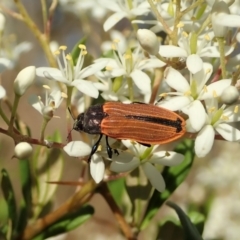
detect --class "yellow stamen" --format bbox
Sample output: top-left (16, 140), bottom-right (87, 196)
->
top-left (61, 92), bottom-right (68, 98)
top-left (66, 54), bottom-right (72, 60)
top-left (208, 107), bottom-right (215, 113)
top-left (43, 85), bottom-right (50, 90)
top-left (113, 39), bottom-right (120, 43)
top-left (59, 45), bottom-right (67, 50)
top-left (221, 115), bottom-right (229, 121)
top-left (203, 85), bottom-right (208, 93)
top-left (184, 90), bottom-right (191, 96)
top-left (177, 22), bottom-right (184, 28)
top-left (79, 44), bottom-right (86, 50)
top-left (204, 34), bottom-right (210, 41)
top-left (182, 31), bottom-right (188, 37)
top-left (53, 50), bottom-right (60, 55)
top-left (82, 50), bottom-right (88, 55)
top-left (111, 43), bottom-right (117, 50)
top-left (213, 90), bottom-right (218, 98)
top-left (106, 66), bottom-right (112, 71)
top-left (234, 105), bottom-right (239, 113)
top-left (124, 54), bottom-right (131, 59)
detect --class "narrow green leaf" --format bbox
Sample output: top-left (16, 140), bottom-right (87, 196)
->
top-left (165, 201), bottom-right (203, 240)
top-left (1, 169), bottom-right (18, 236)
top-left (32, 205), bottom-right (94, 240)
top-left (16, 159), bottom-right (32, 234)
top-left (140, 140), bottom-right (195, 230)
top-left (71, 37), bottom-right (93, 67)
top-left (108, 178), bottom-right (125, 207)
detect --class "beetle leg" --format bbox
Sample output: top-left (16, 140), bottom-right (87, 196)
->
top-left (105, 136), bottom-right (113, 158)
top-left (105, 136), bottom-right (119, 158)
top-left (88, 134), bottom-right (103, 162)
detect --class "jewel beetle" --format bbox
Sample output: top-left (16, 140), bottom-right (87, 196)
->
top-left (73, 102), bottom-right (186, 162)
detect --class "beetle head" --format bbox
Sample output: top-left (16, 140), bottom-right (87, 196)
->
top-left (73, 113), bottom-right (84, 132)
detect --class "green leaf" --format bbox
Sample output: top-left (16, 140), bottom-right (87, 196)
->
top-left (32, 205), bottom-right (94, 240)
top-left (108, 178), bottom-right (125, 207)
top-left (140, 140), bottom-right (195, 230)
top-left (32, 144), bottom-right (64, 218)
top-left (1, 169), bottom-right (18, 237)
top-left (16, 159), bottom-right (32, 234)
top-left (165, 201), bottom-right (203, 240)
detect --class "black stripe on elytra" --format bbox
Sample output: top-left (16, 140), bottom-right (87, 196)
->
top-left (125, 115), bottom-right (183, 133)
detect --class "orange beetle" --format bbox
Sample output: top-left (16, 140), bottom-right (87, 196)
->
top-left (73, 102), bottom-right (185, 162)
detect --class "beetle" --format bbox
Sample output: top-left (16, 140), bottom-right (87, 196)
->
top-left (73, 102), bottom-right (186, 162)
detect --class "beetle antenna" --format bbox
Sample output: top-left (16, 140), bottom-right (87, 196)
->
top-left (68, 107), bottom-right (75, 120)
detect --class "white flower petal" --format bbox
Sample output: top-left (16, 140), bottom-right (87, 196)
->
top-left (63, 141), bottom-right (91, 157)
top-left (214, 13), bottom-right (240, 27)
top-left (130, 69), bottom-right (151, 93)
top-left (199, 46), bottom-right (234, 57)
top-left (186, 54), bottom-right (203, 74)
top-left (90, 154), bottom-right (105, 183)
top-left (0, 85), bottom-right (6, 99)
top-left (28, 95), bottom-right (43, 114)
top-left (195, 125), bottom-right (215, 158)
top-left (36, 67), bottom-right (69, 83)
top-left (142, 162), bottom-right (165, 192)
top-left (110, 157), bottom-right (139, 173)
top-left (164, 67), bottom-right (190, 93)
top-left (159, 96), bottom-right (192, 111)
top-left (215, 123), bottom-right (240, 141)
top-left (184, 100), bottom-right (206, 132)
top-left (101, 91), bottom-right (119, 101)
top-left (72, 80), bottom-right (99, 98)
top-left (199, 79), bottom-right (231, 100)
top-left (138, 58), bottom-right (165, 70)
top-left (103, 12), bottom-right (127, 31)
top-left (223, 105), bottom-right (240, 122)
top-left (0, 58), bottom-right (14, 72)
top-left (159, 45), bottom-right (188, 58)
top-left (79, 60), bottom-right (108, 79)
top-left (151, 152), bottom-right (184, 166)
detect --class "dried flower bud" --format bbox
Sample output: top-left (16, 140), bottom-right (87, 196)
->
top-left (14, 142), bottom-right (33, 159)
top-left (137, 29), bottom-right (159, 55)
top-left (14, 66), bottom-right (36, 96)
top-left (221, 85), bottom-right (239, 104)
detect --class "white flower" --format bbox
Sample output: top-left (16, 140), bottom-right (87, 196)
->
top-left (28, 85), bottom-right (66, 120)
top-left (36, 45), bottom-right (108, 99)
top-left (14, 142), bottom-right (33, 159)
top-left (211, 0), bottom-right (240, 38)
top-left (0, 41), bottom-right (33, 73)
top-left (159, 31), bottom-right (234, 74)
top-left (94, 71), bottom-right (131, 103)
top-left (14, 66), bottom-right (36, 96)
top-left (158, 64), bottom-right (231, 131)
top-left (191, 97), bottom-right (240, 157)
top-left (59, 0), bottom-right (108, 19)
top-left (102, 0), bottom-right (150, 31)
top-left (63, 137), bottom-right (108, 183)
top-left (96, 41), bottom-right (165, 96)
top-left (110, 140), bottom-right (184, 192)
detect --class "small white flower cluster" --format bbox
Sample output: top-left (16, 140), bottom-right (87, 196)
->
top-left (1, 0), bottom-right (240, 195)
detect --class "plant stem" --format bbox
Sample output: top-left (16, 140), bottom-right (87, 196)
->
top-left (217, 37), bottom-right (227, 79)
top-left (8, 94), bottom-right (20, 134)
top-left (99, 182), bottom-right (136, 240)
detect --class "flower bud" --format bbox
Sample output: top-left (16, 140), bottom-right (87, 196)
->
top-left (14, 142), bottom-right (33, 159)
top-left (42, 106), bottom-right (54, 121)
top-left (137, 29), bottom-right (159, 55)
top-left (211, 1), bottom-right (230, 37)
top-left (221, 85), bottom-right (239, 104)
top-left (14, 66), bottom-right (36, 96)
top-left (0, 13), bottom-right (6, 32)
